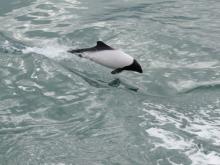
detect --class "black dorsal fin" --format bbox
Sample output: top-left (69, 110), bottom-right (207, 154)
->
top-left (95, 41), bottom-right (114, 50)
top-left (68, 41), bottom-right (114, 54)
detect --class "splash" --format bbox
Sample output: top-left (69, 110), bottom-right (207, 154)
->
top-left (22, 40), bottom-right (70, 59)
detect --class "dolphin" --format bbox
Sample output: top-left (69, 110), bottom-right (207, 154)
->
top-left (68, 41), bottom-right (143, 74)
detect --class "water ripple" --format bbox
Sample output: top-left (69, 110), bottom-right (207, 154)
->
top-left (1, 0), bottom-right (220, 164)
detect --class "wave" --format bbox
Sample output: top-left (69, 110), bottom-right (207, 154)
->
top-left (0, 32), bottom-right (26, 54)
top-left (169, 80), bottom-right (220, 93)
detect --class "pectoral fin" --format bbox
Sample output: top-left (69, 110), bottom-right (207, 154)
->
top-left (111, 68), bottom-right (123, 74)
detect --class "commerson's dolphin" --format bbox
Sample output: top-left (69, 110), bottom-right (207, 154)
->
top-left (67, 41), bottom-right (143, 74)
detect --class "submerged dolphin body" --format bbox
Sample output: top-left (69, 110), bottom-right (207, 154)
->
top-left (68, 41), bottom-right (143, 74)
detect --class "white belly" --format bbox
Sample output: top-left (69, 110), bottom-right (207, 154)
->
top-left (83, 50), bottom-right (133, 69)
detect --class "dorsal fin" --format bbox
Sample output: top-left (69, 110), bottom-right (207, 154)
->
top-left (68, 41), bottom-right (114, 54)
top-left (95, 41), bottom-right (114, 50)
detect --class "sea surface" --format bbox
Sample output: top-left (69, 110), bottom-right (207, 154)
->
top-left (0, 0), bottom-right (220, 165)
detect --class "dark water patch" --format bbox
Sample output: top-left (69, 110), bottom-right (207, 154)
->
top-left (153, 15), bottom-right (199, 24)
top-left (65, 27), bottom-right (108, 45)
top-left (105, 0), bottom-right (176, 14)
top-left (90, 0), bottom-right (177, 22)
top-left (97, 14), bottom-right (142, 22)
top-left (36, 4), bottom-right (58, 11)
top-left (64, 67), bottom-right (108, 88)
top-left (25, 30), bottom-right (60, 38)
top-left (29, 12), bottom-right (50, 17)
top-left (0, 0), bottom-right (34, 16)
top-left (56, 24), bottom-right (70, 27)
top-left (15, 15), bottom-right (35, 21)
top-left (31, 19), bottom-right (52, 25)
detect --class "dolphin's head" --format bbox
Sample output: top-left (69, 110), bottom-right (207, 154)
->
top-left (132, 59), bottom-right (143, 73)
top-left (123, 59), bottom-right (143, 73)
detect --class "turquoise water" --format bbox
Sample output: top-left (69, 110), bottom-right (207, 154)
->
top-left (0, 0), bottom-right (220, 164)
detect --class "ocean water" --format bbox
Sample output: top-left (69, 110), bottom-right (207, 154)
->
top-left (0, 0), bottom-right (220, 164)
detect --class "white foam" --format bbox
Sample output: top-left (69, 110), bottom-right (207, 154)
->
top-left (188, 150), bottom-right (220, 165)
top-left (146, 127), bottom-right (220, 165)
top-left (142, 102), bottom-right (220, 165)
top-left (184, 110), bottom-right (220, 146)
top-left (146, 127), bottom-right (192, 150)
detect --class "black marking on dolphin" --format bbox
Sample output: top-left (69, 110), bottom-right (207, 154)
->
top-left (111, 59), bottom-right (143, 74)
